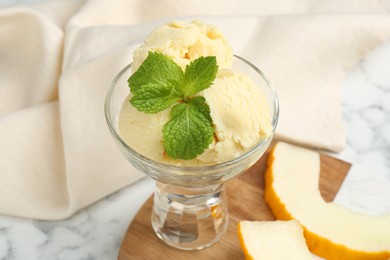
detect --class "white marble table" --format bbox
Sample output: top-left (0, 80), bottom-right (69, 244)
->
top-left (0, 41), bottom-right (389, 260)
top-left (0, 4), bottom-right (389, 257)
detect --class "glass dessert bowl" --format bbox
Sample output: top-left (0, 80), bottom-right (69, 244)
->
top-left (104, 56), bottom-right (279, 250)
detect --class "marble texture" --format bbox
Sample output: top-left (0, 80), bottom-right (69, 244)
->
top-left (334, 41), bottom-right (390, 216)
top-left (0, 5), bottom-right (389, 258)
top-left (0, 40), bottom-right (389, 259)
top-left (0, 178), bottom-right (155, 260)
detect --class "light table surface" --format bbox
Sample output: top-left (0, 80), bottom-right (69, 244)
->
top-left (0, 2), bottom-right (389, 258)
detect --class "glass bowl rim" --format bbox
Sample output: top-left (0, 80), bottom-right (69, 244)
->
top-left (104, 55), bottom-right (279, 173)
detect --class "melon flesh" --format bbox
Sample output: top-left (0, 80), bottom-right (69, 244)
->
top-left (264, 142), bottom-right (390, 260)
top-left (238, 220), bottom-right (313, 260)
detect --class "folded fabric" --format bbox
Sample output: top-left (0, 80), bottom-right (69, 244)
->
top-left (1, 0), bottom-right (390, 219)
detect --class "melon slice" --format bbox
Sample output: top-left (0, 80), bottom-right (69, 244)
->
top-left (238, 220), bottom-right (314, 260)
top-left (264, 142), bottom-right (390, 260)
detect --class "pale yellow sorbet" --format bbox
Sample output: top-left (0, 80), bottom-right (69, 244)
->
top-left (132, 20), bottom-right (233, 72)
top-left (118, 70), bottom-right (272, 166)
top-left (201, 70), bottom-right (273, 163)
top-left (119, 20), bottom-right (272, 166)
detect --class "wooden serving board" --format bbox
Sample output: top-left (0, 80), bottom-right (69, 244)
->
top-left (118, 147), bottom-right (351, 259)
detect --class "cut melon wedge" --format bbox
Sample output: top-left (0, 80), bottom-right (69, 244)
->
top-left (238, 220), bottom-right (314, 260)
top-left (264, 142), bottom-right (390, 260)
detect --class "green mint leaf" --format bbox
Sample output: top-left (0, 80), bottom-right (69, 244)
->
top-left (163, 101), bottom-right (214, 160)
top-left (128, 51), bottom-right (184, 94)
top-left (127, 52), bottom-right (218, 160)
top-left (188, 96), bottom-right (212, 123)
top-left (130, 83), bottom-right (181, 113)
top-left (183, 56), bottom-right (218, 96)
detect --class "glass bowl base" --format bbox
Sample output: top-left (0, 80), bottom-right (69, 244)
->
top-left (151, 182), bottom-right (229, 250)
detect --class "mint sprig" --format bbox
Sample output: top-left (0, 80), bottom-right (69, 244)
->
top-left (128, 51), bottom-right (184, 95)
top-left (183, 56), bottom-right (219, 96)
top-left (130, 82), bottom-right (181, 113)
top-left (163, 97), bottom-right (214, 160)
top-left (128, 51), bottom-right (218, 160)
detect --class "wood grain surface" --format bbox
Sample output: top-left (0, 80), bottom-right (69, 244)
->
top-left (118, 148), bottom-right (351, 259)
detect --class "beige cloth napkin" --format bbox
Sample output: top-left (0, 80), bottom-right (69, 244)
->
top-left (1, 0), bottom-right (390, 219)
